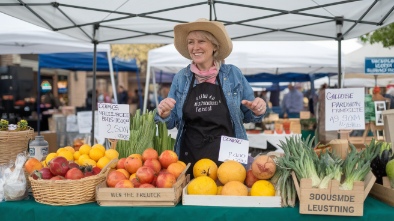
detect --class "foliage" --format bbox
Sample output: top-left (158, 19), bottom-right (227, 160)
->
top-left (360, 23), bottom-right (394, 48)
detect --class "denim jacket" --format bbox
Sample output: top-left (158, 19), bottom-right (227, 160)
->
top-left (154, 63), bottom-right (266, 156)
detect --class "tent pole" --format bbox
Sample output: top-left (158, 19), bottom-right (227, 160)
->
top-left (107, 50), bottom-right (118, 104)
top-left (91, 24), bottom-right (99, 145)
top-left (36, 64), bottom-right (41, 135)
top-left (143, 60), bottom-right (151, 112)
top-left (336, 17), bottom-right (343, 88)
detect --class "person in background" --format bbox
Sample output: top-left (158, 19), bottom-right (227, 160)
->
top-left (384, 86), bottom-right (394, 109)
top-left (281, 83), bottom-right (304, 118)
top-left (117, 85), bottom-right (129, 104)
top-left (154, 18), bottom-right (267, 175)
top-left (372, 86), bottom-right (386, 102)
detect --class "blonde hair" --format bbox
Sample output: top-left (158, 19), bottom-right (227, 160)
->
top-left (187, 30), bottom-right (220, 62)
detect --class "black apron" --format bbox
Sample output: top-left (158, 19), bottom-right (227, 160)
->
top-left (180, 74), bottom-right (235, 177)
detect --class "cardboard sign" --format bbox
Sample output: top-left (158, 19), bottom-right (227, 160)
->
top-left (98, 103), bottom-right (130, 140)
top-left (218, 136), bottom-right (249, 164)
top-left (325, 88), bottom-right (365, 131)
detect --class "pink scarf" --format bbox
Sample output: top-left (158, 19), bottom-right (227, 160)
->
top-left (190, 61), bottom-right (220, 84)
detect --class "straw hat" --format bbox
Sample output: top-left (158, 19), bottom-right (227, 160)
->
top-left (174, 18), bottom-right (233, 60)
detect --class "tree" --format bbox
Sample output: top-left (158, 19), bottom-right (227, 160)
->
top-left (111, 44), bottom-right (165, 75)
top-left (360, 23), bottom-right (394, 48)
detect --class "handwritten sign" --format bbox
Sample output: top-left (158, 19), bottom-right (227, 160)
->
top-left (77, 111), bottom-right (98, 134)
top-left (325, 88), bottom-right (365, 131)
top-left (98, 103), bottom-right (130, 140)
top-left (218, 136), bottom-right (249, 164)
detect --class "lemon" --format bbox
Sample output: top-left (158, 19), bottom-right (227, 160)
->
top-left (89, 148), bottom-right (105, 161)
top-left (81, 158), bottom-right (97, 167)
top-left (78, 154), bottom-right (91, 165)
top-left (45, 153), bottom-right (58, 165)
top-left (79, 144), bottom-right (92, 155)
top-left (105, 149), bottom-right (119, 160)
top-left (187, 176), bottom-right (217, 195)
top-left (58, 150), bottom-right (74, 161)
top-left (73, 151), bottom-right (81, 161)
top-left (96, 156), bottom-right (111, 169)
top-left (250, 180), bottom-right (276, 196)
top-left (63, 146), bottom-right (75, 154)
top-left (92, 143), bottom-right (106, 153)
top-left (193, 158), bottom-right (218, 180)
top-left (41, 160), bottom-right (47, 167)
top-left (56, 147), bottom-right (66, 154)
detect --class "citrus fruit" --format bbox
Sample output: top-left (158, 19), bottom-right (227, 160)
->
top-left (45, 153), bottom-right (58, 165)
top-left (217, 186), bottom-right (223, 195)
top-left (250, 180), bottom-right (276, 196)
top-left (78, 154), bottom-right (91, 165)
top-left (56, 147), bottom-right (66, 154)
top-left (73, 151), bottom-right (81, 161)
top-left (89, 148), bottom-right (105, 161)
top-left (79, 144), bottom-right (92, 155)
top-left (187, 176), bottom-right (217, 195)
top-left (24, 158), bottom-right (43, 174)
top-left (92, 143), bottom-right (106, 153)
top-left (97, 156), bottom-right (111, 169)
top-left (105, 149), bottom-right (119, 160)
top-left (193, 158), bottom-right (218, 180)
top-left (221, 181), bottom-right (248, 196)
top-left (63, 146), bottom-right (75, 154)
top-left (58, 150), bottom-right (74, 161)
top-left (81, 158), bottom-right (97, 167)
top-left (217, 160), bottom-right (246, 185)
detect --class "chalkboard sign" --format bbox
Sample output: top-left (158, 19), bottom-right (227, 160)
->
top-left (325, 88), bottom-right (365, 131)
top-left (218, 136), bottom-right (249, 164)
top-left (98, 103), bottom-right (130, 140)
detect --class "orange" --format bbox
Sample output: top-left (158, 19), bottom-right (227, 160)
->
top-left (250, 180), bottom-right (276, 196)
top-left (217, 160), bottom-right (246, 185)
top-left (187, 176), bottom-right (217, 195)
top-left (193, 158), bottom-right (218, 180)
top-left (221, 181), bottom-right (248, 196)
top-left (24, 158), bottom-right (43, 174)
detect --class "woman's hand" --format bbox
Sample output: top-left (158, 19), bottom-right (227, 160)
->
top-left (157, 98), bottom-right (176, 118)
top-left (242, 97), bottom-right (267, 115)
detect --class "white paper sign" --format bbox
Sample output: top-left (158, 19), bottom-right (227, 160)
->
top-left (98, 103), bottom-right (130, 140)
top-left (218, 136), bottom-right (249, 164)
top-left (325, 88), bottom-right (365, 131)
top-left (66, 115), bottom-right (79, 132)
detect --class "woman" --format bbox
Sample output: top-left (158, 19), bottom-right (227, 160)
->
top-left (155, 18), bottom-right (267, 172)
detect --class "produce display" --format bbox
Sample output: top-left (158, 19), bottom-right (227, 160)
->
top-left (187, 157), bottom-right (278, 198)
top-left (25, 144), bottom-right (117, 181)
top-left (106, 148), bottom-right (186, 188)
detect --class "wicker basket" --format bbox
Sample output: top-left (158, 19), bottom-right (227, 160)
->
top-left (0, 128), bottom-right (34, 165)
top-left (28, 161), bottom-right (114, 206)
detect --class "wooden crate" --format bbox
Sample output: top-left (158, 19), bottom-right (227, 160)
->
top-left (369, 177), bottom-right (394, 207)
top-left (96, 166), bottom-right (190, 207)
top-left (292, 171), bottom-right (375, 216)
top-left (182, 184), bottom-right (281, 207)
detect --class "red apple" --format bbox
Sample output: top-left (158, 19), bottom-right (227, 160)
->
top-left (130, 177), bottom-right (141, 188)
top-left (114, 180), bottom-right (134, 188)
top-left (245, 169), bottom-right (259, 188)
top-left (158, 150), bottom-right (178, 169)
top-left (156, 172), bottom-right (176, 188)
top-left (48, 156), bottom-right (69, 176)
top-left (136, 166), bottom-right (155, 184)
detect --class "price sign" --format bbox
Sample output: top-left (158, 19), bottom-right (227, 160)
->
top-left (325, 88), bottom-right (365, 131)
top-left (218, 136), bottom-right (249, 164)
top-left (98, 103), bottom-right (130, 140)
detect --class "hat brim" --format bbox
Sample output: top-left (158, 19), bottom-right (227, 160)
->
top-left (174, 20), bottom-right (232, 61)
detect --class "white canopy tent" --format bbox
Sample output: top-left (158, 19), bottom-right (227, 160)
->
top-left (2, 0), bottom-right (394, 115)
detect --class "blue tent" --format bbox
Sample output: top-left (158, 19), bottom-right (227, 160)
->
top-left (39, 52), bottom-right (138, 72)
